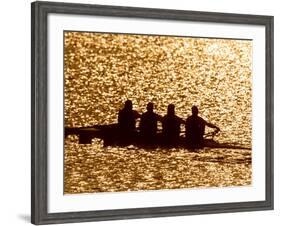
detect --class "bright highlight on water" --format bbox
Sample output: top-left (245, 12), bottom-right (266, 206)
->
top-left (63, 32), bottom-right (252, 194)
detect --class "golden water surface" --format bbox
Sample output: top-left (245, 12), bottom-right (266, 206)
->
top-left (64, 32), bottom-right (252, 194)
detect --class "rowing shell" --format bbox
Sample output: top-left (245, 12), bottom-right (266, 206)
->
top-left (65, 124), bottom-right (251, 150)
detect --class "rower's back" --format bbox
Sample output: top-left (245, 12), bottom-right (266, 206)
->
top-left (118, 100), bottom-right (140, 141)
top-left (139, 103), bottom-right (161, 144)
top-left (162, 104), bottom-right (182, 145)
top-left (185, 106), bottom-right (206, 148)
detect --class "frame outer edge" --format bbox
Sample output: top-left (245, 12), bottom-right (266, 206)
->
top-left (31, 2), bottom-right (38, 224)
top-left (36, 1), bottom-right (270, 25)
top-left (31, 1), bottom-right (274, 224)
top-left (31, 1), bottom-right (49, 225)
top-left (265, 16), bottom-right (274, 209)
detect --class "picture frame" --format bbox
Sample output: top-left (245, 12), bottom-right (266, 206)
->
top-left (31, 1), bottom-right (274, 225)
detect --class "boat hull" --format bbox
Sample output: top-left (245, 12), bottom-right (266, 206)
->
top-left (65, 124), bottom-right (251, 150)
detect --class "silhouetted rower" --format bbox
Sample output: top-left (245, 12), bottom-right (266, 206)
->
top-left (185, 106), bottom-right (220, 148)
top-left (162, 104), bottom-right (185, 145)
top-left (139, 102), bottom-right (162, 144)
top-left (118, 100), bottom-right (140, 143)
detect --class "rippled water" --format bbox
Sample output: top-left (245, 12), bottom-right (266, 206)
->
top-left (64, 32), bottom-right (252, 194)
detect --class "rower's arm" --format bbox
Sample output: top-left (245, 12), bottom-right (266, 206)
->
top-left (156, 114), bottom-right (163, 122)
top-left (176, 116), bottom-right (185, 124)
top-left (206, 122), bottom-right (220, 131)
top-left (180, 118), bottom-right (185, 124)
top-left (134, 111), bottom-right (141, 119)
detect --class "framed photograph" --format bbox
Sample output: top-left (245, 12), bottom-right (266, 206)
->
top-left (31, 1), bottom-right (274, 225)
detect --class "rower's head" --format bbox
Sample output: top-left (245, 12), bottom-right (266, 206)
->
top-left (167, 104), bottom-right (175, 116)
top-left (124, 100), bottom-right (133, 111)
top-left (192, 105), bottom-right (199, 116)
top-left (147, 102), bottom-right (154, 113)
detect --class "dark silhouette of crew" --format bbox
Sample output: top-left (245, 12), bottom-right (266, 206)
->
top-left (185, 106), bottom-right (220, 148)
top-left (162, 104), bottom-right (185, 145)
top-left (139, 102), bottom-right (162, 144)
top-left (118, 100), bottom-right (140, 143)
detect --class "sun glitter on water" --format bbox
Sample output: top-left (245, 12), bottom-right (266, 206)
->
top-left (64, 31), bottom-right (252, 194)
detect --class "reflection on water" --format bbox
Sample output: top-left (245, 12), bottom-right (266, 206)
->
top-left (64, 137), bottom-right (251, 194)
top-left (64, 32), bottom-right (252, 194)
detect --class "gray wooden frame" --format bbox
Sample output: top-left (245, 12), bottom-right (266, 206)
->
top-left (31, 1), bottom-right (274, 225)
